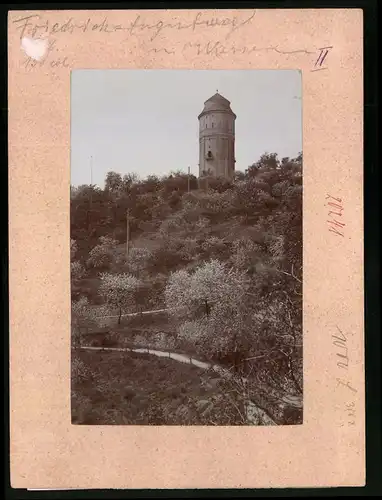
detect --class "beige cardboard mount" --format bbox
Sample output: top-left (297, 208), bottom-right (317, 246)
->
top-left (8, 8), bottom-right (364, 489)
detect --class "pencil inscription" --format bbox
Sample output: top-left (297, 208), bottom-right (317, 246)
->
top-left (326, 194), bottom-right (345, 237)
top-left (332, 326), bottom-right (349, 370)
top-left (12, 11), bottom-right (257, 41)
top-left (12, 12), bottom-right (324, 71)
top-left (312, 46), bottom-right (333, 71)
top-left (333, 326), bottom-right (357, 428)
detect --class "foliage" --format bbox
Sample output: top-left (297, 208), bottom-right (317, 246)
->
top-left (125, 246), bottom-right (153, 275)
top-left (98, 272), bottom-right (142, 324)
top-left (71, 349), bottom-right (246, 425)
top-left (201, 236), bottom-right (228, 259)
top-left (71, 260), bottom-right (86, 282)
top-left (87, 236), bottom-right (119, 270)
top-left (165, 259), bottom-right (249, 319)
top-left (71, 296), bottom-right (107, 346)
top-left (70, 239), bottom-right (78, 261)
top-left (229, 237), bottom-right (264, 272)
top-left (72, 356), bottom-right (94, 385)
top-left (247, 152), bottom-right (279, 175)
top-left (165, 260), bottom-right (254, 365)
top-left (70, 151), bottom-right (303, 423)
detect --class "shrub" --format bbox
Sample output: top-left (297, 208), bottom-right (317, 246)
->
top-left (125, 246), bottom-right (153, 275)
top-left (87, 236), bottom-right (119, 270)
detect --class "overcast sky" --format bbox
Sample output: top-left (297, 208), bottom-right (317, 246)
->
top-left (71, 69), bottom-right (302, 187)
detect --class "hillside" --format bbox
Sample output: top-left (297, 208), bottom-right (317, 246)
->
top-left (72, 349), bottom-right (259, 426)
top-left (70, 152), bottom-right (303, 425)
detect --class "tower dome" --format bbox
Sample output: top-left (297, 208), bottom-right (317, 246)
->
top-left (198, 92), bottom-right (236, 118)
top-left (198, 92), bottom-right (236, 180)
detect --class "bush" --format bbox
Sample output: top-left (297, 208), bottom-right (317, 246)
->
top-left (125, 246), bottom-right (153, 275)
top-left (71, 261), bottom-right (86, 282)
top-left (87, 236), bottom-right (119, 270)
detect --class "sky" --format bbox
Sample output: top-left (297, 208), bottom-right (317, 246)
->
top-left (71, 69), bottom-right (302, 187)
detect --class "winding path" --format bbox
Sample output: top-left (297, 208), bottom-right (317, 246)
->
top-left (101, 308), bottom-right (168, 320)
top-left (80, 345), bottom-right (221, 370)
top-left (78, 344), bottom-right (302, 424)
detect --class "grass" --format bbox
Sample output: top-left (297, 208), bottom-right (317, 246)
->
top-left (78, 315), bottom-right (213, 364)
top-left (79, 310), bottom-right (175, 346)
top-left (71, 349), bottom-right (246, 425)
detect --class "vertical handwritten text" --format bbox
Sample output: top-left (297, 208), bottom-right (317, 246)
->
top-left (332, 325), bottom-right (357, 428)
top-left (332, 326), bottom-right (349, 370)
top-left (326, 194), bottom-right (345, 237)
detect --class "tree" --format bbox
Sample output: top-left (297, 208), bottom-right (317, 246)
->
top-left (71, 239), bottom-right (78, 261)
top-left (87, 236), bottom-right (119, 270)
top-left (233, 178), bottom-right (278, 220)
top-left (201, 236), bottom-right (228, 259)
top-left (161, 171), bottom-right (198, 195)
top-left (246, 283), bottom-right (302, 399)
top-left (234, 170), bottom-right (246, 182)
top-left (165, 260), bottom-right (251, 367)
top-left (125, 246), bottom-right (153, 275)
top-left (71, 261), bottom-right (86, 282)
top-left (98, 272), bottom-right (142, 324)
top-left (71, 296), bottom-right (105, 347)
top-left (70, 184), bottom-right (113, 258)
top-left (246, 152), bottom-right (279, 176)
top-left (105, 171), bottom-right (123, 196)
top-left (207, 176), bottom-right (233, 193)
top-left (122, 173), bottom-right (139, 190)
top-left (70, 238), bottom-right (86, 290)
top-left (166, 259), bottom-right (248, 317)
top-left (240, 153), bottom-right (302, 401)
top-left (229, 237), bottom-right (264, 272)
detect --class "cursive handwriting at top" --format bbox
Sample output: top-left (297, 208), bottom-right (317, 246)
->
top-left (13, 12), bottom-right (328, 72)
top-left (13, 10), bottom-right (257, 43)
top-left (182, 40), bottom-right (315, 58)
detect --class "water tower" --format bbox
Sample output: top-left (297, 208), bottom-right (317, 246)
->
top-left (198, 91), bottom-right (236, 181)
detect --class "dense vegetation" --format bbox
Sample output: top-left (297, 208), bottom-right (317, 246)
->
top-left (71, 152), bottom-right (303, 425)
top-left (72, 349), bottom-right (257, 425)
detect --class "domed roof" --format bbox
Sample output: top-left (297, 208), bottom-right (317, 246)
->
top-left (198, 92), bottom-right (236, 119)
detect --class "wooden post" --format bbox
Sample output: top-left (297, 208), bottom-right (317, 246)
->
top-left (187, 166), bottom-right (190, 193)
top-left (126, 209), bottom-right (130, 259)
top-left (89, 155), bottom-right (93, 234)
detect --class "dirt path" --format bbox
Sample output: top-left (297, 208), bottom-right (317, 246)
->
top-left (78, 344), bottom-right (302, 408)
top-left (79, 345), bottom-right (222, 371)
top-left (101, 308), bottom-right (168, 319)
top-left (77, 344), bottom-right (291, 425)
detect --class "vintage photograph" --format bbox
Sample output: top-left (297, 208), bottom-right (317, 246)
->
top-left (70, 69), bottom-right (303, 426)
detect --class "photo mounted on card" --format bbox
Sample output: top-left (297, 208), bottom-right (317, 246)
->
top-left (8, 8), bottom-right (364, 489)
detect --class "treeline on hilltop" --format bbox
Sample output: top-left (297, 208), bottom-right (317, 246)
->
top-left (71, 152), bottom-right (303, 423)
top-left (71, 152), bottom-right (302, 261)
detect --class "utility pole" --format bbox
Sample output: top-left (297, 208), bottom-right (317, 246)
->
top-left (187, 166), bottom-right (190, 193)
top-left (89, 155), bottom-right (93, 234)
top-left (126, 209), bottom-right (130, 259)
top-left (90, 155), bottom-right (93, 186)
